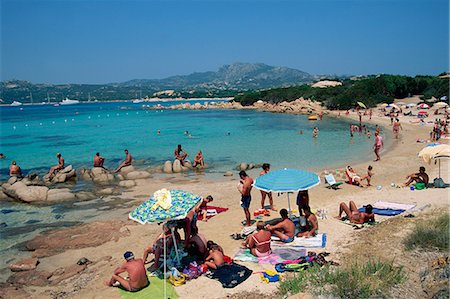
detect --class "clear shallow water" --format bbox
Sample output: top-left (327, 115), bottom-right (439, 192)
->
top-left (0, 101), bottom-right (381, 271)
top-left (1, 101), bottom-right (377, 177)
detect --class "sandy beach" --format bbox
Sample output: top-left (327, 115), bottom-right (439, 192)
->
top-left (1, 101), bottom-right (448, 299)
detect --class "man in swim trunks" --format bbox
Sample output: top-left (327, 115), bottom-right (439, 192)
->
top-left (9, 160), bottom-right (22, 178)
top-left (93, 152), bottom-right (105, 168)
top-left (296, 190), bottom-right (309, 216)
top-left (47, 153), bottom-right (65, 179)
top-left (297, 205), bottom-right (318, 238)
top-left (114, 149), bottom-right (132, 173)
top-left (104, 251), bottom-right (149, 292)
top-left (259, 163), bottom-right (275, 210)
top-left (174, 144), bottom-right (188, 166)
top-left (335, 201), bottom-right (375, 224)
top-left (403, 166), bottom-right (429, 187)
top-left (242, 221), bottom-right (272, 257)
top-left (266, 209), bottom-right (296, 243)
top-left (238, 170), bottom-right (254, 227)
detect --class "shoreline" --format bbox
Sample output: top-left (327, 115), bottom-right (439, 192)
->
top-left (0, 103), bottom-right (448, 298)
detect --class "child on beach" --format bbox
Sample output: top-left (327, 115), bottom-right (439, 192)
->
top-left (366, 165), bottom-right (374, 186)
top-left (204, 245), bottom-right (224, 269)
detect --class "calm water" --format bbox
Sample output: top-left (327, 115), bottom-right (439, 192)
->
top-left (1, 101), bottom-right (377, 177)
top-left (0, 101), bottom-right (381, 274)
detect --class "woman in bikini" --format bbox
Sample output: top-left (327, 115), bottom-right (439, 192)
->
top-left (242, 221), bottom-right (272, 257)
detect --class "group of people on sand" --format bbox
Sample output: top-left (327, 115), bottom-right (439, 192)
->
top-left (105, 194), bottom-right (225, 292)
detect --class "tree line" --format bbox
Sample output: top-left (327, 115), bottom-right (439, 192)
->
top-left (234, 75), bottom-right (449, 109)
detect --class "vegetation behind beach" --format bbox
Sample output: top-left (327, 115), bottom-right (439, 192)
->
top-left (235, 74), bottom-right (450, 109)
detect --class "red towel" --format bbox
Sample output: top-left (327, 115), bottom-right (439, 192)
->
top-left (197, 206), bottom-right (229, 220)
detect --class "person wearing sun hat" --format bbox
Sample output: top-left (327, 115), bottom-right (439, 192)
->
top-left (104, 251), bottom-right (149, 292)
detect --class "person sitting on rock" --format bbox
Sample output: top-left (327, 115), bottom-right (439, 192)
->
top-left (104, 251), bottom-right (149, 292)
top-left (114, 149), bottom-right (132, 173)
top-left (47, 153), bottom-right (64, 179)
top-left (9, 160), bottom-right (22, 178)
top-left (174, 144), bottom-right (188, 166)
top-left (93, 152), bottom-right (106, 169)
top-left (193, 150), bottom-right (204, 168)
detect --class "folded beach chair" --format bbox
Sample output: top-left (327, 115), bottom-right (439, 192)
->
top-left (324, 174), bottom-right (343, 190)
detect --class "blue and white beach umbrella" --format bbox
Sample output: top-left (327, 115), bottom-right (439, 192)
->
top-left (253, 168), bottom-right (320, 215)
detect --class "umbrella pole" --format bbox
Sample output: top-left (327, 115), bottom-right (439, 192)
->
top-left (287, 193), bottom-right (292, 218)
top-left (439, 159), bottom-right (441, 178)
top-left (164, 231), bottom-right (167, 299)
top-left (170, 227), bottom-right (181, 266)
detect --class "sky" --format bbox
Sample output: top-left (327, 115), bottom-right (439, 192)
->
top-left (1, 0), bottom-right (449, 84)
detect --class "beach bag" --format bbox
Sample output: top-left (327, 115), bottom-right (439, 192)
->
top-left (413, 182), bottom-right (426, 190)
top-left (434, 178), bottom-right (445, 188)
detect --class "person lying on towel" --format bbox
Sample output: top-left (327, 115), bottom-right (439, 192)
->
top-left (266, 209), bottom-right (296, 243)
top-left (297, 205), bottom-right (319, 238)
top-left (335, 201), bottom-right (375, 224)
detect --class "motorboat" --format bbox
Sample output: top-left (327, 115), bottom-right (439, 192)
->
top-left (60, 98), bottom-right (80, 105)
top-left (10, 101), bottom-right (23, 106)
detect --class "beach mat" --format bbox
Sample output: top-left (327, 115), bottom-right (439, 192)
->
top-left (358, 207), bottom-right (405, 216)
top-left (197, 206), bottom-right (229, 220)
top-left (271, 234), bottom-right (327, 249)
top-left (341, 219), bottom-right (378, 229)
top-left (205, 262), bottom-right (252, 288)
top-left (118, 276), bottom-right (178, 299)
top-left (372, 201), bottom-right (416, 211)
top-left (234, 248), bottom-right (307, 264)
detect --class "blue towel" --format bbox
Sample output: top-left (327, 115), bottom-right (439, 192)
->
top-left (358, 207), bottom-right (405, 216)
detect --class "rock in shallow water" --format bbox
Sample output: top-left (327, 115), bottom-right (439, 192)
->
top-left (9, 258), bottom-right (39, 272)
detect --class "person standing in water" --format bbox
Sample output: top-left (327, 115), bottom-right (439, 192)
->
top-left (393, 118), bottom-right (402, 139)
top-left (313, 127), bottom-right (319, 138)
top-left (374, 131), bottom-right (383, 161)
top-left (259, 163), bottom-right (275, 211)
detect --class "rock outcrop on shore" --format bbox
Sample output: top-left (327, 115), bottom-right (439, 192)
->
top-left (147, 98), bottom-right (326, 116)
top-left (78, 167), bottom-right (115, 184)
top-left (45, 165), bottom-right (77, 184)
top-left (162, 160), bottom-right (194, 173)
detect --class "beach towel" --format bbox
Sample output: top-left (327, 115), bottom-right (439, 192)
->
top-left (358, 207), bottom-right (405, 216)
top-left (271, 234), bottom-right (327, 248)
top-left (205, 262), bottom-right (252, 288)
top-left (341, 219), bottom-right (378, 229)
top-left (372, 201), bottom-right (416, 211)
top-left (118, 276), bottom-right (178, 299)
top-left (197, 206), bottom-right (229, 221)
top-left (233, 248), bottom-right (307, 264)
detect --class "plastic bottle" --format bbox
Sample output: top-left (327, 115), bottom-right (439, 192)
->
top-left (377, 185), bottom-right (382, 190)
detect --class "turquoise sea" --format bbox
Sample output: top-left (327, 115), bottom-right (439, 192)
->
top-left (0, 100), bottom-right (382, 276)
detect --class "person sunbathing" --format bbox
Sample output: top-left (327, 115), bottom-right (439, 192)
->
top-left (335, 201), bottom-right (374, 224)
top-left (297, 205), bottom-right (318, 238)
top-left (403, 166), bottom-right (429, 187)
top-left (104, 251), bottom-right (149, 292)
top-left (242, 221), bottom-right (272, 257)
top-left (195, 195), bottom-right (214, 222)
top-left (266, 209), bottom-right (295, 243)
top-left (143, 224), bottom-right (175, 272)
top-left (345, 166), bottom-right (371, 186)
top-left (204, 245), bottom-right (224, 270)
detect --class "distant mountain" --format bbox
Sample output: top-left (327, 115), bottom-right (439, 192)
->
top-left (0, 63), bottom-right (314, 103)
top-left (120, 62), bottom-right (313, 90)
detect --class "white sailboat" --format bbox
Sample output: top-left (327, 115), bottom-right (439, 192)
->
top-left (132, 91), bottom-right (145, 103)
top-left (10, 101), bottom-right (23, 106)
top-left (60, 97), bottom-right (80, 105)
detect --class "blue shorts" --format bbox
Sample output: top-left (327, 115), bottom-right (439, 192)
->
top-left (240, 195), bottom-right (251, 209)
top-left (281, 236), bottom-right (295, 243)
